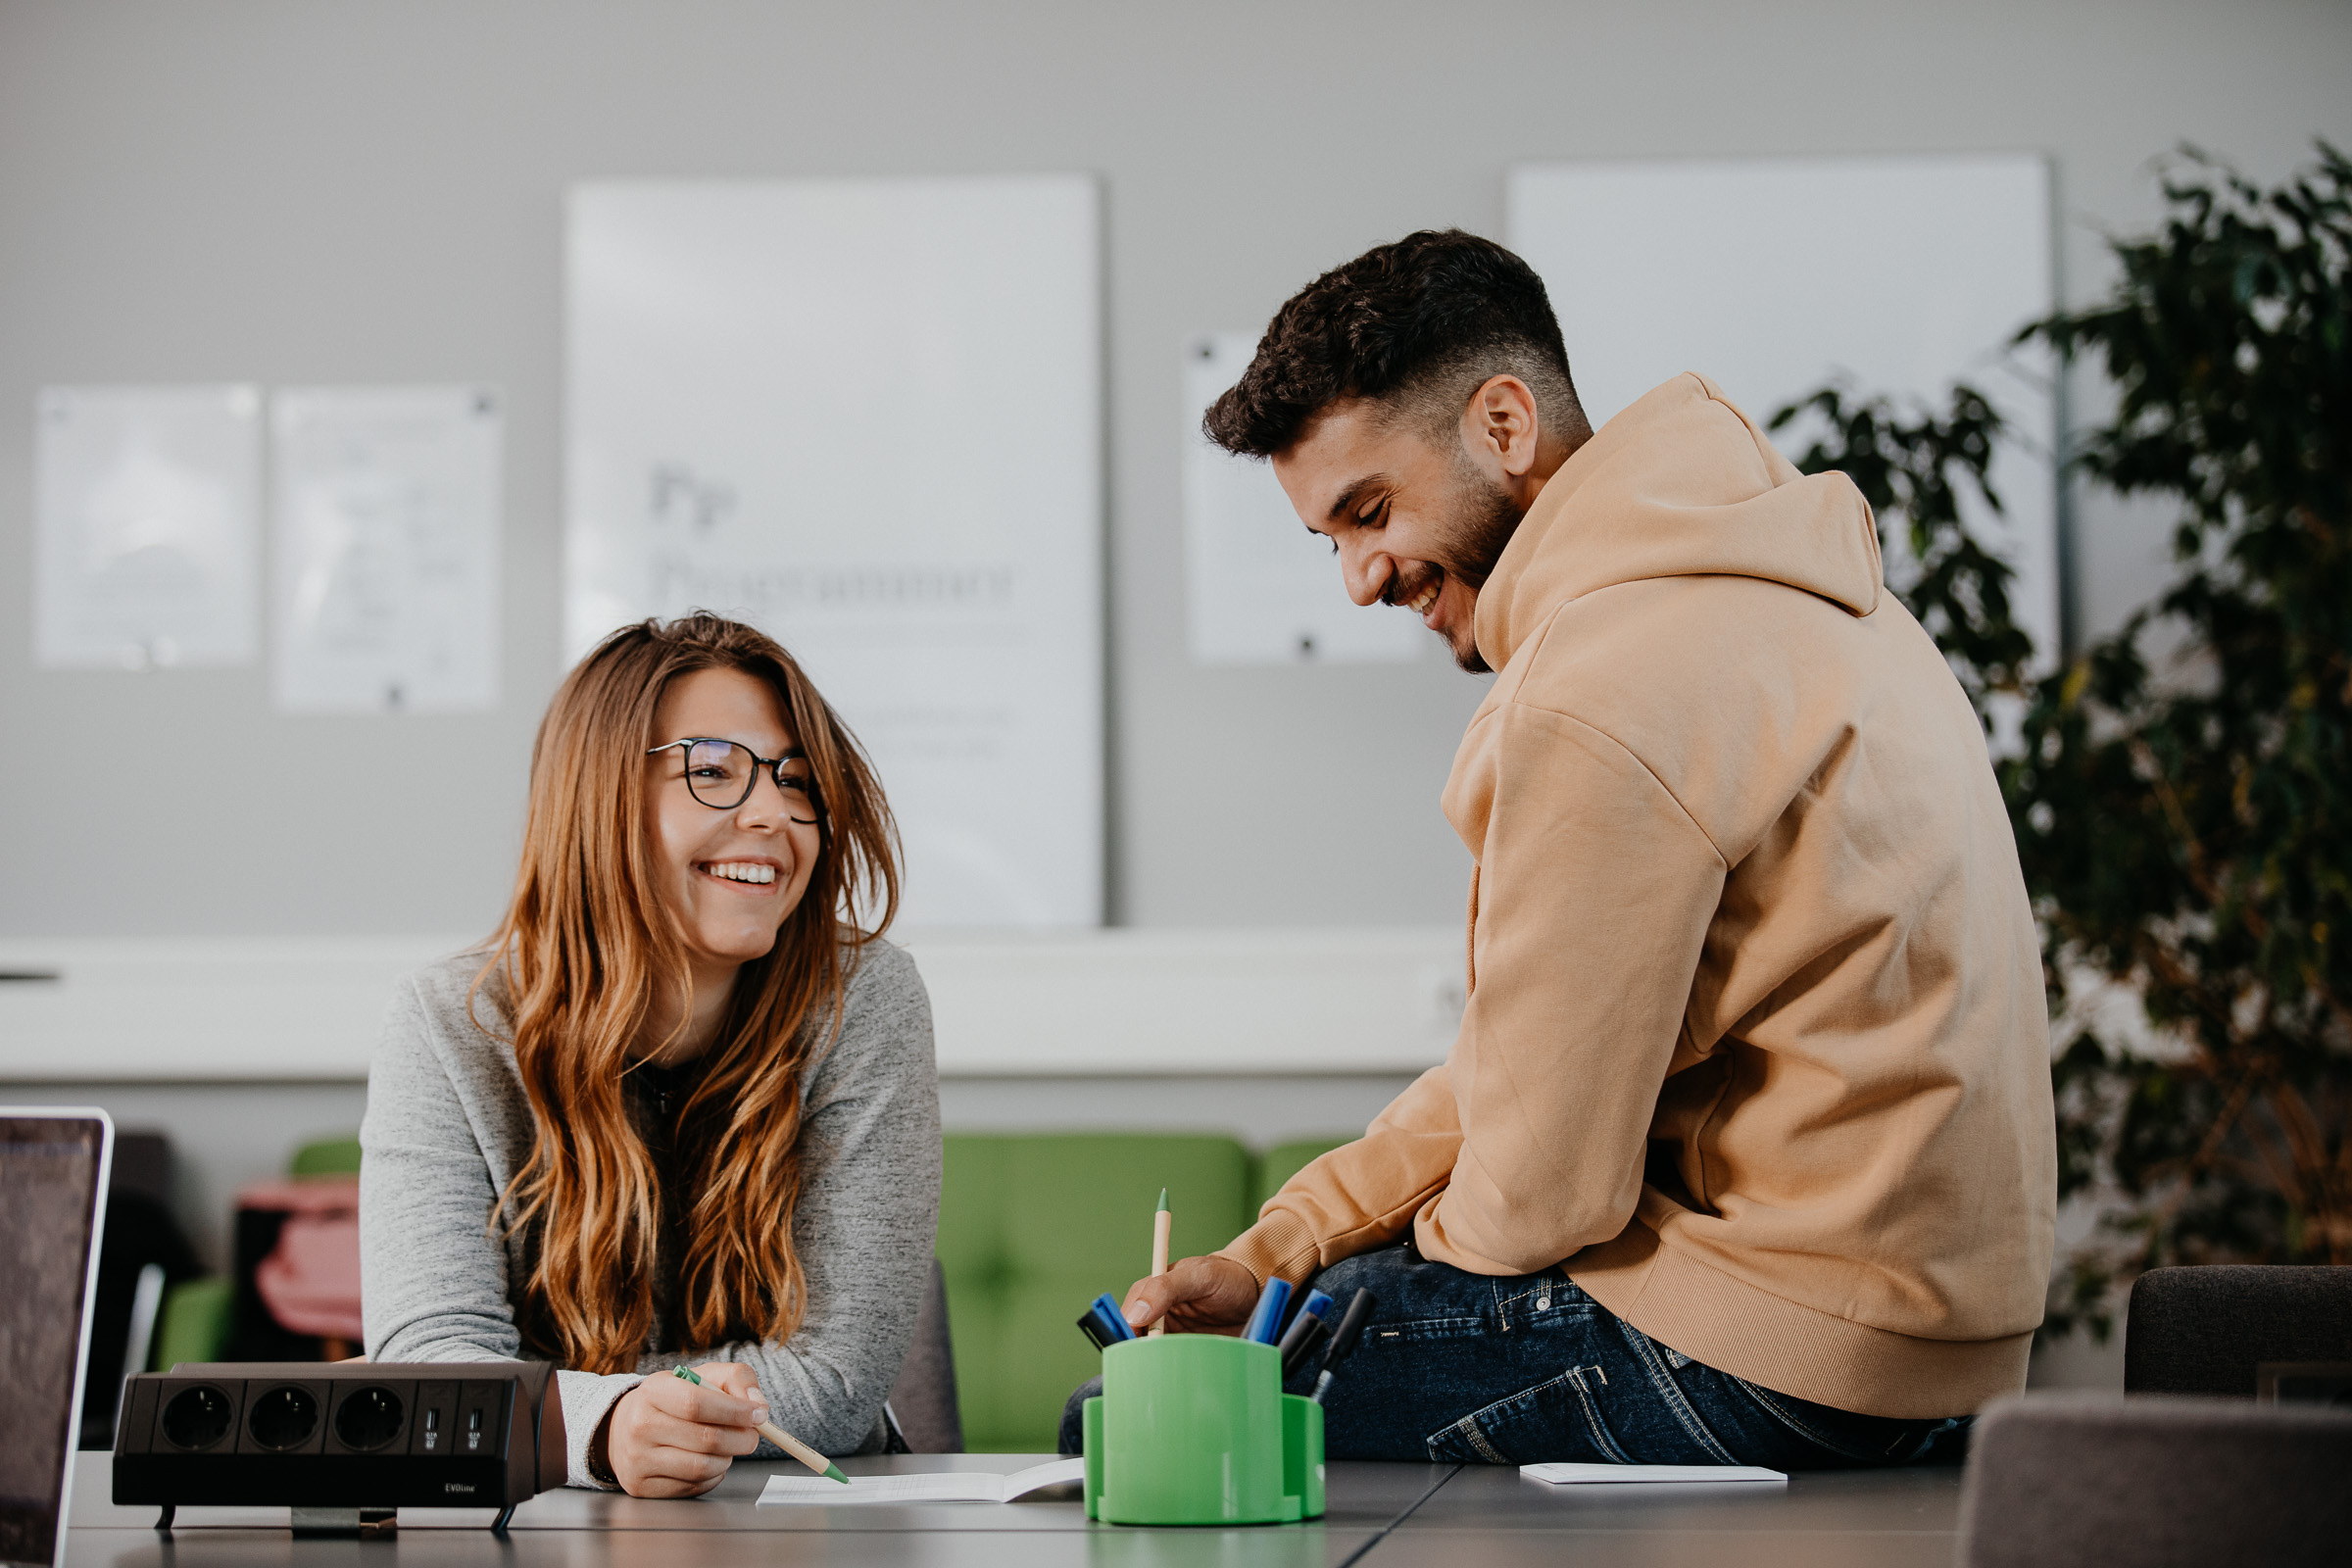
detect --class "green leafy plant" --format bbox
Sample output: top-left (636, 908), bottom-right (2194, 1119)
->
top-left (1772, 142), bottom-right (2352, 1339)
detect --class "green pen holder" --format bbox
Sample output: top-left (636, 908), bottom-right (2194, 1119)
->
top-left (1081, 1334), bottom-right (1325, 1526)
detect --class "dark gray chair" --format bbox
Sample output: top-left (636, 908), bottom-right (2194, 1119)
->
top-left (883, 1258), bottom-right (962, 1452)
top-left (1958, 1393), bottom-right (2352, 1567)
top-left (2126, 1265), bottom-right (2352, 1396)
top-left (81, 1131), bottom-right (198, 1449)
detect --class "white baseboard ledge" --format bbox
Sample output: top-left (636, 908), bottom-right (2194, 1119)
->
top-left (0, 928), bottom-right (1464, 1082)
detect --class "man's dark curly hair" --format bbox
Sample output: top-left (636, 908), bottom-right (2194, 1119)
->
top-left (1202, 229), bottom-right (1587, 459)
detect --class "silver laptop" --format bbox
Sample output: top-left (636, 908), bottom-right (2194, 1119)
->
top-left (0, 1109), bottom-right (113, 1568)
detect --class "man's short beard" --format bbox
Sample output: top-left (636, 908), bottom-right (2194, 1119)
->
top-left (1428, 449), bottom-right (1527, 673)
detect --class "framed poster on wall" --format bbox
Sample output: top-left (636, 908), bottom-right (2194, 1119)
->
top-left (566, 176), bottom-right (1102, 927)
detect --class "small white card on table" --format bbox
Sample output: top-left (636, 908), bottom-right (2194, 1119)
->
top-left (1521, 1462), bottom-right (1787, 1486)
top-left (759, 1457), bottom-right (1085, 1505)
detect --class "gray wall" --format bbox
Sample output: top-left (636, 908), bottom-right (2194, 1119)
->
top-left (4, 0), bottom-right (2350, 937)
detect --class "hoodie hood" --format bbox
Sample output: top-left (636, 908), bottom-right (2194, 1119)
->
top-left (1475, 373), bottom-right (1882, 672)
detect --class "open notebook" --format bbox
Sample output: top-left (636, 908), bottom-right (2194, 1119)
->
top-left (1522, 1462), bottom-right (1786, 1485)
top-left (760, 1457), bottom-right (1087, 1505)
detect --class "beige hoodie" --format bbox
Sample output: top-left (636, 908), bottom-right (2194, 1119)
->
top-left (1223, 373), bottom-right (2056, 1419)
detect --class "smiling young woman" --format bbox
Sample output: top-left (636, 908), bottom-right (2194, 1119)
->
top-left (358, 613), bottom-right (941, 1497)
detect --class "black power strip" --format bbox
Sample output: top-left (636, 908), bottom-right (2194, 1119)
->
top-left (114, 1360), bottom-right (564, 1532)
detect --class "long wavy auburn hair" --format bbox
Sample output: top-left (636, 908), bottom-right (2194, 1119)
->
top-left (478, 613), bottom-right (899, 1375)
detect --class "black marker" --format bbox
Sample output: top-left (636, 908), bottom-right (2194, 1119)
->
top-left (1309, 1289), bottom-right (1377, 1405)
top-left (1280, 1316), bottom-right (1328, 1379)
top-left (1278, 1289), bottom-right (1336, 1378)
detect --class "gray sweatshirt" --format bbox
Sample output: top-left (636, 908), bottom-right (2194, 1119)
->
top-left (358, 940), bottom-right (941, 1489)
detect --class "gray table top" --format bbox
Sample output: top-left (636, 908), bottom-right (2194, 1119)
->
top-left (1379, 1462), bottom-right (1964, 1567)
top-left (66, 1451), bottom-right (1966, 1567)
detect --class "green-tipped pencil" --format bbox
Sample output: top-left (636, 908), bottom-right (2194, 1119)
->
top-left (1149, 1188), bottom-right (1172, 1337)
top-left (670, 1365), bottom-right (849, 1484)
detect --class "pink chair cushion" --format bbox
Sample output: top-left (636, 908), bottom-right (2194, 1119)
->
top-left (241, 1175), bottom-right (364, 1343)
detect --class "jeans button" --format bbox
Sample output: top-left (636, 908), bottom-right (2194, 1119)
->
top-left (1536, 1296), bottom-right (1550, 1310)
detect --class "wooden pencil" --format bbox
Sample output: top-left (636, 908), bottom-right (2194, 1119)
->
top-left (670, 1365), bottom-right (848, 1484)
top-left (1150, 1188), bottom-right (1171, 1337)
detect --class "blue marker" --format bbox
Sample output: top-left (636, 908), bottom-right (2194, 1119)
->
top-left (1241, 1277), bottom-right (1293, 1345)
top-left (1091, 1292), bottom-right (1138, 1343)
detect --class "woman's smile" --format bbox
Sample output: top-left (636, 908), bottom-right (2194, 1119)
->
top-left (697, 858), bottom-right (782, 887)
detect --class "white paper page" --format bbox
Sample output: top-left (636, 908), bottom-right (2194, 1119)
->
top-left (34, 385), bottom-right (262, 668)
top-left (1507, 156), bottom-right (2060, 672)
top-left (567, 176), bottom-right (1102, 926)
top-left (270, 387), bottom-right (502, 714)
top-left (1182, 332), bottom-right (1427, 665)
top-left (760, 1457), bottom-right (1085, 1505)
top-left (1521, 1462), bottom-right (1786, 1486)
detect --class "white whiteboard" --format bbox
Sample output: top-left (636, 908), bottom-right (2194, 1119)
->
top-left (1183, 332), bottom-right (1426, 665)
top-left (566, 176), bottom-right (1102, 927)
top-left (1507, 155), bottom-right (2059, 667)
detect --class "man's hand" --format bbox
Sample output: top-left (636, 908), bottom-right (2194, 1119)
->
top-left (600, 1360), bottom-right (766, 1497)
top-left (1120, 1253), bottom-right (1262, 1336)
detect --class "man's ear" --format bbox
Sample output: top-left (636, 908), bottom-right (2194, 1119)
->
top-left (1462, 375), bottom-right (1544, 478)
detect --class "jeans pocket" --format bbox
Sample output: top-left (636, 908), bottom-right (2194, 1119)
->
top-left (1732, 1376), bottom-right (1941, 1465)
top-left (1424, 1364), bottom-right (1636, 1465)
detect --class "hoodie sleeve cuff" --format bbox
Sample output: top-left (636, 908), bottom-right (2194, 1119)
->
top-left (1216, 1210), bottom-right (1327, 1289)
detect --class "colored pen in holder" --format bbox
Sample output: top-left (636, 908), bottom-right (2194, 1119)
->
top-left (1080, 1334), bottom-right (1324, 1526)
top-left (1276, 1289), bottom-right (1336, 1376)
top-left (1076, 1292), bottom-right (1136, 1350)
top-left (1241, 1276), bottom-right (1292, 1345)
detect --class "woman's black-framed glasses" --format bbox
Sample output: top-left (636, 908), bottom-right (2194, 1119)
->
top-left (646, 738), bottom-right (821, 822)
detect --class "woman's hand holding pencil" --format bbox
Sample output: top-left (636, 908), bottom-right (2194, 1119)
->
top-left (598, 1359), bottom-right (774, 1498)
top-left (670, 1365), bottom-right (848, 1485)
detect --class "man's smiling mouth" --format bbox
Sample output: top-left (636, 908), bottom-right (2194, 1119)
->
top-left (1394, 569), bottom-right (1443, 618)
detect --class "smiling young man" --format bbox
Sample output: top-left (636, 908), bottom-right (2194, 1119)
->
top-left (1089, 231), bottom-right (2057, 1469)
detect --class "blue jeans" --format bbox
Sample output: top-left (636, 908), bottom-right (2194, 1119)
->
top-left (1058, 1244), bottom-right (1971, 1468)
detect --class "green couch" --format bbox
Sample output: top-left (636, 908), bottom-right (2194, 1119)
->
top-left (939, 1133), bottom-right (1348, 1451)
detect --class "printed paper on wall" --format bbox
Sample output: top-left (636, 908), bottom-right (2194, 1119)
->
top-left (34, 385), bottom-right (262, 669)
top-left (1182, 332), bottom-right (1428, 666)
top-left (270, 386), bottom-right (503, 715)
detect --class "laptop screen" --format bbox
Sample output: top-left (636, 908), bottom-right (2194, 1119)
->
top-left (0, 1112), bottom-right (111, 1568)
